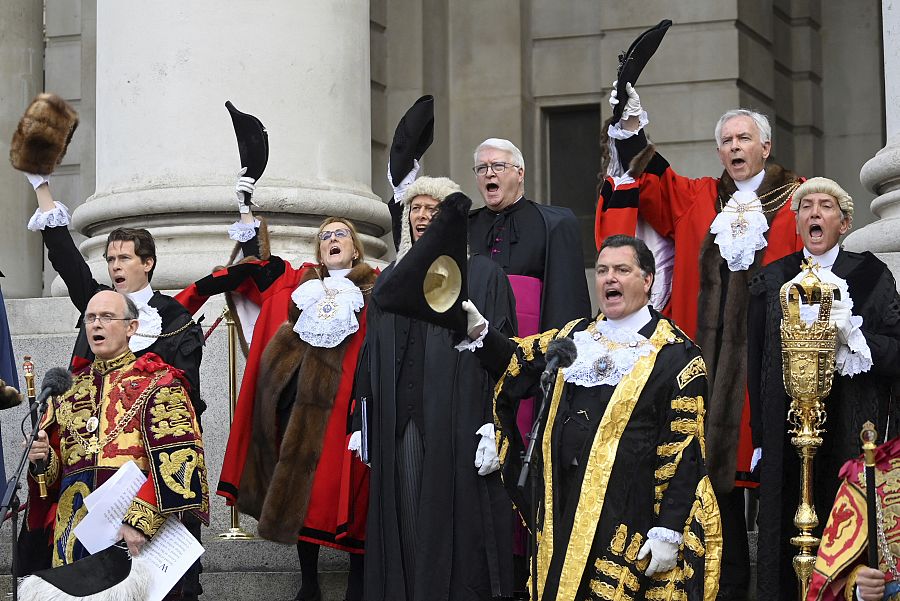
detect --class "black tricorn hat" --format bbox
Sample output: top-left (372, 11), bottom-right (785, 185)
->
top-left (373, 191), bottom-right (470, 333)
top-left (389, 95), bottom-right (435, 186)
top-left (10, 93), bottom-right (79, 176)
top-left (612, 20), bottom-right (672, 121)
top-left (18, 544), bottom-right (151, 600)
top-left (226, 100), bottom-right (269, 183)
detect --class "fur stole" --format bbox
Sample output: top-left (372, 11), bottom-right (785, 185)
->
top-left (698, 163), bottom-right (800, 493)
top-left (237, 262), bottom-right (377, 543)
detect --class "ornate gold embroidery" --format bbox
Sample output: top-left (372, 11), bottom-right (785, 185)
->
top-left (671, 396), bottom-right (703, 413)
top-left (555, 320), bottom-right (675, 601)
top-left (92, 350), bottom-right (135, 375)
top-left (694, 476), bottom-right (722, 600)
top-left (646, 584), bottom-right (687, 600)
top-left (670, 419), bottom-right (698, 436)
top-left (676, 356), bottom-right (706, 390)
top-left (159, 448), bottom-right (199, 499)
top-left (657, 439), bottom-right (691, 458)
top-left (609, 524), bottom-right (628, 555)
top-left (52, 481), bottom-right (91, 567)
top-left (589, 579), bottom-right (630, 601)
top-left (654, 461), bottom-right (678, 481)
top-left (625, 533), bottom-right (643, 563)
top-left (41, 447), bottom-right (60, 487)
top-left (655, 483), bottom-right (669, 500)
top-left (595, 558), bottom-right (640, 596)
top-left (150, 387), bottom-right (194, 438)
top-left (123, 497), bottom-right (167, 537)
top-left (683, 531), bottom-right (704, 557)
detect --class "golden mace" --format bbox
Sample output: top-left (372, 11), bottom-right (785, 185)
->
top-left (779, 260), bottom-right (838, 599)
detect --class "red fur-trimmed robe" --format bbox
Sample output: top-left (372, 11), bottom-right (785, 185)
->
top-left (177, 258), bottom-right (374, 551)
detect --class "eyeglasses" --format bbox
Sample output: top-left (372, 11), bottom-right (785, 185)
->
top-left (83, 314), bottom-right (133, 326)
top-left (318, 228), bottom-right (351, 241)
top-left (472, 162), bottom-right (520, 177)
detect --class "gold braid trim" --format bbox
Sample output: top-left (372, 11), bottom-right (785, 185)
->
top-left (589, 579), bottom-right (634, 601)
top-left (655, 482), bottom-right (669, 501)
top-left (671, 419), bottom-right (698, 436)
top-left (654, 460), bottom-right (679, 481)
top-left (676, 356), bottom-right (706, 390)
top-left (646, 586), bottom-right (688, 600)
top-left (671, 395), bottom-right (704, 414)
top-left (553, 320), bottom-right (674, 601)
top-left (43, 447), bottom-right (60, 486)
top-left (123, 497), bottom-right (167, 538)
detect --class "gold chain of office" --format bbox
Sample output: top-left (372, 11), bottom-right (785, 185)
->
top-left (133, 320), bottom-right (195, 339)
top-left (718, 180), bottom-right (801, 215)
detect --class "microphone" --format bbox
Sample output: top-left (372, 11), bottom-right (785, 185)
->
top-left (0, 378), bottom-right (22, 410)
top-left (30, 367), bottom-right (72, 498)
top-left (540, 337), bottom-right (578, 387)
top-left (34, 367), bottom-right (73, 408)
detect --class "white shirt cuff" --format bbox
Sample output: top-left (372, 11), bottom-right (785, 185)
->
top-left (606, 110), bottom-right (649, 140)
top-left (647, 526), bottom-right (683, 546)
top-left (27, 201), bottom-right (71, 231)
top-left (837, 315), bottom-right (873, 377)
top-left (455, 319), bottom-right (489, 352)
top-left (228, 219), bottom-right (260, 243)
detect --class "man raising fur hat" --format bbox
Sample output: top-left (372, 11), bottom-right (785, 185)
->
top-left (748, 176), bottom-right (900, 597)
top-left (356, 175), bottom-right (519, 600)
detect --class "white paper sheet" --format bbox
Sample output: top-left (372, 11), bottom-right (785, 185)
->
top-left (140, 517), bottom-right (205, 601)
top-left (84, 460), bottom-right (145, 511)
top-left (75, 462), bottom-right (148, 552)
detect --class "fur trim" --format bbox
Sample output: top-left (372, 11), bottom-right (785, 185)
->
top-left (237, 263), bottom-right (377, 543)
top-left (628, 143), bottom-right (656, 178)
top-left (397, 176), bottom-right (462, 263)
top-left (10, 93), bottom-right (79, 176)
top-left (17, 557), bottom-right (151, 601)
top-left (701, 163), bottom-right (800, 493)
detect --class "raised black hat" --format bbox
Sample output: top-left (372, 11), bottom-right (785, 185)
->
top-left (389, 95), bottom-right (435, 186)
top-left (18, 544), bottom-right (151, 600)
top-left (226, 100), bottom-right (269, 199)
top-left (612, 20), bottom-right (672, 121)
top-left (373, 191), bottom-right (470, 333)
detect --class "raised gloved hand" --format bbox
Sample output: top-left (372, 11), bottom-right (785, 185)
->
top-left (608, 81), bottom-right (642, 119)
top-left (474, 423), bottom-right (500, 476)
top-left (638, 537), bottom-right (679, 577)
top-left (461, 300), bottom-right (487, 340)
top-left (829, 299), bottom-right (853, 345)
top-left (348, 431), bottom-right (362, 459)
top-left (235, 167), bottom-right (256, 213)
top-left (24, 172), bottom-right (49, 190)
top-left (387, 158), bottom-right (420, 203)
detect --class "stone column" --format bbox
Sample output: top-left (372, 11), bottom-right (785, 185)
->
top-left (0, 0), bottom-right (44, 298)
top-left (844, 0), bottom-right (900, 280)
top-left (72, 0), bottom-right (389, 291)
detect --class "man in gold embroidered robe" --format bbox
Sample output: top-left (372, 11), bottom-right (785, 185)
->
top-left (461, 235), bottom-right (722, 600)
top-left (27, 290), bottom-right (209, 573)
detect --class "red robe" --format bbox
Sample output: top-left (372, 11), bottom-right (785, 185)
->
top-left (595, 156), bottom-right (803, 482)
top-left (176, 258), bottom-right (370, 551)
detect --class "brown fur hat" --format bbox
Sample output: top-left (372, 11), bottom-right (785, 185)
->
top-left (10, 93), bottom-right (79, 175)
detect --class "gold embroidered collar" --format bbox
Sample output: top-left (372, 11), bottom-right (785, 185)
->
top-left (92, 350), bottom-right (136, 375)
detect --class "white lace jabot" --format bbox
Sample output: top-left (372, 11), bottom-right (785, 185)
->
top-left (709, 190), bottom-right (769, 271)
top-left (291, 276), bottom-right (364, 348)
top-left (127, 285), bottom-right (162, 353)
top-left (564, 310), bottom-right (654, 388)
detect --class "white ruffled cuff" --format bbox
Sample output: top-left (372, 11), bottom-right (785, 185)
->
top-left (836, 315), bottom-right (873, 377)
top-left (648, 527), bottom-right (683, 546)
top-left (228, 219), bottom-right (260, 243)
top-left (455, 319), bottom-right (489, 352)
top-left (27, 202), bottom-right (71, 231)
top-left (607, 110), bottom-right (649, 140)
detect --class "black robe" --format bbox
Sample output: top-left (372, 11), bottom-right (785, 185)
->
top-left (40, 226), bottom-right (204, 414)
top-left (476, 310), bottom-right (721, 600)
top-left (357, 254), bottom-right (518, 601)
top-left (469, 198), bottom-right (591, 332)
top-left (748, 249), bottom-right (900, 600)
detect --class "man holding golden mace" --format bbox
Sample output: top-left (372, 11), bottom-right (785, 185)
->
top-left (748, 177), bottom-right (900, 599)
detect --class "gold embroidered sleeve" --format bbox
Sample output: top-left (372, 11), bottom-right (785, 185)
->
top-left (123, 497), bottom-right (167, 537)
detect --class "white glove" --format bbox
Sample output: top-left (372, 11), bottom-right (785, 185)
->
top-left (829, 299), bottom-right (853, 345)
top-left (638, 537), bottom-right (679, 577)
top-left (387, 158), bottom-right (420, 204)
top-left (24, 172), bottom-right (49, 190)
top-left (608, 81), bottom-right (642, 119)
top-left (348, 431), bottom-right (362, 458)
top-left (461, 300), bottom-right (487, 340)
top-left (235, 167), bottom-right (256, 214)
top-left (750, 447), bottom-right (762, 472)
top-left (474, 423), bottom-right (500, 476)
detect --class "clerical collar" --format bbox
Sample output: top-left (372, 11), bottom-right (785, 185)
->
top-left (328, 268), bottom-right (351, 278)
top-left (604, 304), bottom-right (652, 333)
top-left (803, 244), bottom-right (840, 269)
top-left (735, 169), bottom-right (766, 192)
top-left (488, 195), bottom-right (525, 215)
top-left (93, 350), bottom-right (136, 375)
top-left (127, 284), bottom-right (154, 306)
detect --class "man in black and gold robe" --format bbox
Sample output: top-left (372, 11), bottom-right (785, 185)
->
top-left (461, 235), bottom-right (721, 600)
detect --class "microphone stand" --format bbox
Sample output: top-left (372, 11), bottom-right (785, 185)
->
top-left (517, 371), bottom-right (555, 601)
top-left (1, 393), bottom-right (52, 601)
